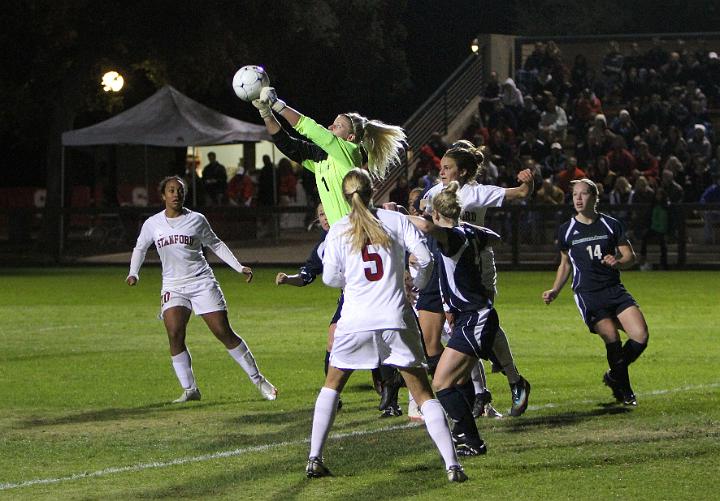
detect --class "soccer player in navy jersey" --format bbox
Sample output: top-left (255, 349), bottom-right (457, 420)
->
top-left (409, 181), bottom-right (525, 456)
top-left (543, 178), bottom-right (649, 406)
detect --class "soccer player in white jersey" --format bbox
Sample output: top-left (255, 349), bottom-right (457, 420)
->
top-left (421, 142), bottom-right (533, 417)
top-left (306, 168), bottom-right (467, 483)
top-left (126, 176), bottom-right (277, 403)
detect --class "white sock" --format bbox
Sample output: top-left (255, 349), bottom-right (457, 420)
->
top-left (227, 341), bottom-right (261, 384)
top-left (171, 350), bottom-right (196, 390)
top-left (420, 398), bottom-right (459, 469)
top-left (493, 326), bottom-right (521, 384)
top-left (471, 360), bottom-right (487, 394)
top-left (309, 387), bottom-right (340, 458)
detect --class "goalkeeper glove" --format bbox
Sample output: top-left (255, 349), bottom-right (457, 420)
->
top-left (260, 87), bottom-right (286, 114)
top-left (252, 99), bottom-right (273, 119)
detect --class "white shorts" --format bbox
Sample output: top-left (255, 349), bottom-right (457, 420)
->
top-left (160, 278), bottom-right (226, 318)
top-left (330, 324), bottom-right (426, 370)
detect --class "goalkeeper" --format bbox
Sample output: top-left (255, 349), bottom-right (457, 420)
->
top-left (251, 87), bottom-right (406, 226)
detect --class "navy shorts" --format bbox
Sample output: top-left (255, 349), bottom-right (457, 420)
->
top-left (416, 289), bottom-right (443, 313)
top-left (573, 284), bottom-right (638, 333)
top-left (446, 308), bottom-right (499, 360)
top-left (329, 292), bottom-right (344, 325)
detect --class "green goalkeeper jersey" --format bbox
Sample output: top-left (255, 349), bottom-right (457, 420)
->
top-left (294, 115), bottom-right (362, 225)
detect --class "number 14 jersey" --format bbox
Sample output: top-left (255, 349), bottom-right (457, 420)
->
top-left (557, 213), bottom-right (626, 293)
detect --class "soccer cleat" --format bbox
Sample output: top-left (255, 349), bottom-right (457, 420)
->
top-left (472, 390), bottom-right (493, 418)
top-left (509, 377), bottom-right (531, 417)
top-left (452, 432), bottom-right (487, 456)
top-left (256, 377), bottom-right (278, 401)
top-left (173, 387), bottom-right (201, 403)
top-left (482, 403), bottom-right (504, 419)
top-left (621, 382), bottom-right (637, 406)
top-left (603, 370), bottom-right (624, 402)
top-left (380, 403), bottom-right (403, 418)
top-left (447, 464), bottom-right (468, 483)
top-left (378, 371), bottom-right (404, 411)
top-left (306, 456), bottom-right (333, 478)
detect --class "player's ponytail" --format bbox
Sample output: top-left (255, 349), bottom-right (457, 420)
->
top-left (432, 181), bottom-right (462, 222)
top-left (342, 168), bottom-right (391, 253)
top-left (342, 112), bottom-right (406, 181)
top-left (443, 145), bottom-right (485, 185)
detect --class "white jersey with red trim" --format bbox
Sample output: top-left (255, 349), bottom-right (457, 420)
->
top-left (423, 181), bottom-right (505, 225)
top-left (424, 182), bottom-right (505, 294)
top-left (128, 208), bottom-right (244, 288)
top-left (322, 209), bottom-right (432, 332)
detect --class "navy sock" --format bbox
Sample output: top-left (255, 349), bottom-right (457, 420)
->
top-left (605, 340), bottom-right (628, 384)
top-left (426, 351), bottom-right (443, 377)
top-left (623, 339), bottom-right (647, 365)
top-left (436, 387), bottom-right (483, 446)
top-left (456, 379), bottom-right (477, 409)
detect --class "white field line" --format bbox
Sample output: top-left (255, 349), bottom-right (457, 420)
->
top-left (2, 383), bottom-right (718, 491)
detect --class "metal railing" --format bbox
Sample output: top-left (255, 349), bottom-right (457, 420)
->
top-left (373, 52), bottom-right (485, 202)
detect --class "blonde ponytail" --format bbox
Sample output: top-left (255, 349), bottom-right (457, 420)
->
top-left (342, 169), bottom-right (391, 253)
top-left (342, 112), bottom-right (406, 181)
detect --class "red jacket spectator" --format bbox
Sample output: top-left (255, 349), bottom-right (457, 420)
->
top-left (606, 137), bottom-right (637, 179)
top-left (556, 157), bottom-right (587, 194)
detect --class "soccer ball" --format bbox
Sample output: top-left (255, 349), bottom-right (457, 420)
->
top-left (232, 65), bottom-right (270, 102)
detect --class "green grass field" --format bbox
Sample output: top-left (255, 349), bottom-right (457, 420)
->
top-left (0, 267), bottom-right (718, 500)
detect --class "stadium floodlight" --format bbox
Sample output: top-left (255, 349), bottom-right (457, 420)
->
top-left (101, 71), bottom-right (124, 92)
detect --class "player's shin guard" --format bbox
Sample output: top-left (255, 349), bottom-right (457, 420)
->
top-left (421, 398), bottom-right (460, 469)
top-left (622, 339), bottom-right (647, 365)
top-left (171, 350), bottom-right (196, 389)
top-left (456, 379), bottom-right (477, 410)
top-left (309, 387), bottom-right (340, 458)
top-left (436, 387), bottom-right (483, 447)
top-left (605, 340), bottom-right (629, 384)
top-left (227, 341), bottom-right (261, 384)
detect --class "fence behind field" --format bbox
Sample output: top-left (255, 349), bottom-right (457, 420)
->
top-left (1, 203), bottom-right (718, 268)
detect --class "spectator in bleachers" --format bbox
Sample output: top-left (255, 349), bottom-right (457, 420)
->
top-left (610, 110), bottom-right (638, 147)
top-left (687, 124), bottom-right (712, 161)
top-left (700, 173), bottom-right (720, 243)
top-left (587, 155), bottom-right (617, 194)
top-left (478, 71), bottom-right (500, 125)
top-left (535, 177), bottom-right (565, 205)
top-left (684, 155), bottom-right (714, 202)
top-left (518, 95), bottom-right (541, 133)
top-left (570, 54), bottom-right (590, 97)
top-left (488, 99), bottom-right (518, 132)
top-left (660, 126), bottom-right (689, 165)
top-left (501, 78), bottom-right (524, 113)
top-left (586, 113), bottom-right (616, 158)
top-left (538, 96), bottom-right (568, 142)
top-left (641, 124), bottom-right (664, 157)
top-left (426, 132), bottom-right (449, 159)
top-left (542, 142), bottom-right (567, 178)
top-left (629, 175), bottom-right (655, 242)
top-left (524, 41), bottom-right (548, 72)
top-left (518, 129), bottom-right (549, 164)
top-left (488, 128), bottom-right (515, 167)
top-left (555, 156), bottom-right (586, 195)
top-left (413, 145), bottom-right (441, 184)
top-left (574, 88), bottom-right (603, 141)
top-left (639, 187), bottom-right (670, 270)
top-left (609, 175), bottom-right (632, 224)
top-left (606, 136), bottom-right (637, 180)
top-left (389, 176), bottom-right (410, 207)
top-left (602, 41), bottom-right (625, 100)
top-left (638, 94), bottom-right (669, 131)
top-left (532, 66), bottom-right (559, 98)
top-left (667, 91), bottom-right (691, 129)
top-left (635, 141), bottom-right (660, 184)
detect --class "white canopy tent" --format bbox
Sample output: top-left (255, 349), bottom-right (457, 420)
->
top-left (59, 85), bottom-right (273, 254)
